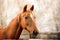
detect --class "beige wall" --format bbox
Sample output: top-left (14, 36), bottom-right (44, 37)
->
top-left (0, 0), bottom-right (60, 32)
top-left (0, 0), bottom-right (7, 27)
top-left (18, 0), bottom-right (60, 32)
top-left (0, 0), bottom-right (20, 27)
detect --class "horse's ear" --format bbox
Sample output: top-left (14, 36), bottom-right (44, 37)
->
top-left (23, 5), bottom-right (27, 12)
top-left (30, 5), bottom-right (34, 11)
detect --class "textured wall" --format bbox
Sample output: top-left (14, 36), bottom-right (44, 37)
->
top-left (0, 0), bottom-right (60, 32)
top-left (0, 0), bottom-right (7, 27)
top-left (17, 0), bottom-right (60, 32)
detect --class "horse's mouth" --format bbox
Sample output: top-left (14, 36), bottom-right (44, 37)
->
top-left (30, 31), bottom-right (38, 38)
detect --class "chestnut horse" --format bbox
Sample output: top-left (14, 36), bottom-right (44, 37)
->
top-left (0, 5), bottom-right (38, 39)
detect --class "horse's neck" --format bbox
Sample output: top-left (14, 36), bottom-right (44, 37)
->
top-left (6, 16), bottom-right (23, 38)
top-left (15, 24), bottom-right (23, 39)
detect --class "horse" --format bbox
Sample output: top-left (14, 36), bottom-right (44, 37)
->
top-left (0, 5), bottom-right (39, 39)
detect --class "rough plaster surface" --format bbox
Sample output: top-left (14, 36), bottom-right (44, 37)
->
top-left (0, 0), bottom-right (60, 32)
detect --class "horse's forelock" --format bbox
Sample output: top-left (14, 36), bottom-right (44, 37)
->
top-left (30, 13), bottom-right (35, 21)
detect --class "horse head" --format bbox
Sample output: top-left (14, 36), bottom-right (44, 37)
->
top-left (19, 5), bottom-right (39, 38)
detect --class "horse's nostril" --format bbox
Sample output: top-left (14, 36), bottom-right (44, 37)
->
top-left (33, 31), bottom-right (38, 35)
top-left (30, 31), bottom-right (38, 38)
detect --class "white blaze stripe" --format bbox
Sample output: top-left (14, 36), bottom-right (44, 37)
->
top-left (30, 14), bottom-right (34, 20)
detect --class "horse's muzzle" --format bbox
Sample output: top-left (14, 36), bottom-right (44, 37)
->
top-left (30, 31), bottom-right (39, 38)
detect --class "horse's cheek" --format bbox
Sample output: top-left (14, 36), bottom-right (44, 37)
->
top-left (21, 19), bottom-right (26, 28)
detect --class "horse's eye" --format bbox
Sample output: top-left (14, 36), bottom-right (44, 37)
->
top-left (26, 23), bottom-right (29, 26)
top-left (25, 17), bottom-right (28, 19)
